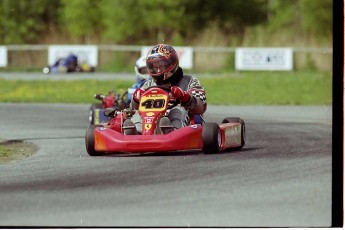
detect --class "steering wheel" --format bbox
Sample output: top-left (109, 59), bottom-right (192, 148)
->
top-left (145, 85), bottom-right (170, 92)
top-left (144, 85), bottom-right (179, 109)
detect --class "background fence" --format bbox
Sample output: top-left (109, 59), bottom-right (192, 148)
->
top-left (4, 45), bottom-right (332, 72)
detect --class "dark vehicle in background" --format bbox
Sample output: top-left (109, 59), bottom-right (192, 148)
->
top-left (43, 54), bottom-right (96, 74)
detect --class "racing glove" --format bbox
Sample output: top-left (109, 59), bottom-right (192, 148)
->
top-left (132, 88), bottom-right (145, 103)
top-left (171, 86), bottom-right (190, 103)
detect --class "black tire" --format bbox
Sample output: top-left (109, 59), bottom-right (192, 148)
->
top-left (202, 122), bottom-right (222, 154)
top-left (85, 125), bottom-right (103, 156)
top-left (89, 103), bottom-right (103, 124)
top-left (222, 117), bottom-right (246, 148)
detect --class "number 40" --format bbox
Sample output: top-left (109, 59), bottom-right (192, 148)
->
top-left (141, 99), bottom-right (166, 109)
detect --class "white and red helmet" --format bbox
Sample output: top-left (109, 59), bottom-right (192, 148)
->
top-left (134, 56), bottom-right (150, 81)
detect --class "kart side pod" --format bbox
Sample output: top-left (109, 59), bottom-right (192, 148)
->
top-left (202, 117), bottom-right (245, 154)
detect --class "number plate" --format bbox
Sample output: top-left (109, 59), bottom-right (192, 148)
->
top-left (139, 94), bottom-right (168, 112)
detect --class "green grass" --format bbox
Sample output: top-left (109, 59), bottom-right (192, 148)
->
top-left (203, 71), bottom-right (332, 105)
top-left (0, 145), bottom-right (11, 157)
top-left (0, 71), bottom-right (332, 105)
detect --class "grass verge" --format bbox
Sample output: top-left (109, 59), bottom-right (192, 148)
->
top-left (0, 140), bottom-right (37, 163)
top-left (0, 145), bottom-right (11, 157)
top-left (0, 71), bottom-right (332, 105)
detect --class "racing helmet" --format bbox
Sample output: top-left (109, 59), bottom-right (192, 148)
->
top-left (134, 56), bottom-right (150, 81)
top-left (146, 44), bottom-right (179, 81)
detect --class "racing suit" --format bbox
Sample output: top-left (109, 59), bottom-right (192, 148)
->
top-left (130, 67), bottom-right (207, 133)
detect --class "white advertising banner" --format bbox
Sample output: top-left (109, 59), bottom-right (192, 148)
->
top-left (48, 45), bottom-right (98, 66)
top-left (0, 46), bottom-right (8, 67)
top-left (235, 47), bottom-right (293, 71)
top-left (141, 46), bottom-right (193, 69)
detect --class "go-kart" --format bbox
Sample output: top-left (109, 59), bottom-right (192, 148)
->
top-left (89, 91), bottom-right (128, 125)
top-left (85, 86), bottom-right (245, 155)
top-left (43, 54), bottom-right (96, 74)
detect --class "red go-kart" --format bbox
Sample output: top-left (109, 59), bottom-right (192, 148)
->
top-left (85, 86), bottom-right (245, 155)
top-left (89, 91), bottom-right (128, 125)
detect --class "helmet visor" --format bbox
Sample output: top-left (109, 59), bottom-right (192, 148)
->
top-left (146, 56), bottom-right (172, 76)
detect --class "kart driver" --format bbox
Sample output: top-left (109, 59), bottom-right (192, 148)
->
top-left (123, 44), bottom-right (207, 135)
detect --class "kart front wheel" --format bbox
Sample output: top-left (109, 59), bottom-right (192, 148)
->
top-left (202, 122), bottom-right (221, 154)
top-left (89, 104), bottom-right (103, 124)
top-left (42, 67), bottom-right (50, 74)
top-left (85, 125), bottom-right (103, 156)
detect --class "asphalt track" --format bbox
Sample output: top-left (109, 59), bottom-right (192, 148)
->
top-left (0, 102), bottom-right (332, 227)
top-left (0, 73), bottom-right (333, 227)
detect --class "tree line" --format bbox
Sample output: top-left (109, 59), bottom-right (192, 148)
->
top-left (0, 0), bottom-right (332, 45)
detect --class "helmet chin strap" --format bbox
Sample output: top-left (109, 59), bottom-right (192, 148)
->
top-left (154, 67), bottom-right (183, 86)
top-left (154, 75), bottom-right (164, 85)
top-left (156, 71), bottom-right (173, 83)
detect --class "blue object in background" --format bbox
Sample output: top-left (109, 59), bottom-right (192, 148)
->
top-left (126, 78), bottom-right (146, 104)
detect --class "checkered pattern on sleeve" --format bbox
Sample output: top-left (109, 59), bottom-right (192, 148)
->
top-left (190, 89), bottom-right (206, 103)
top-left (187, 76), bottom-right (207, 103)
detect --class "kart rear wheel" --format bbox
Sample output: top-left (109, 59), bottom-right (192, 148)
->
top-left (222, 117), bottom-right (246, 148)
top-left (85, 125), bottom-right (103, 156)
top-left (202, 122), bottom-right (221, 154)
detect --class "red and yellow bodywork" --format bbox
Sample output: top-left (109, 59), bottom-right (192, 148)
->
top-left (88, 87), bottom-right (244, 154)
top-left (94, 124), bottom-right (203, 153)
top-left (93, 122), bottom-right (243, 153)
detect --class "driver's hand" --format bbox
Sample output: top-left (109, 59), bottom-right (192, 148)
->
top-left (132, 88), bottom-right (145, 103)
top-left (171, 86), bottom-right (190, 103)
